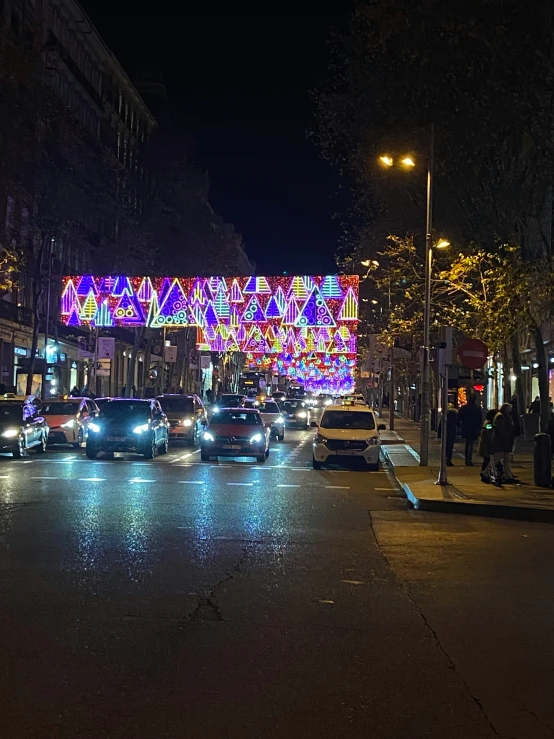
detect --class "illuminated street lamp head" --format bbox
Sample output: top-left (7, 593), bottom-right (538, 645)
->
top-left (400, 155), bottom-right (415, 168)
top-left (379, 155), bottom-right (394, 167)
top-left (435, 239), bottom-right (450, 249)
top-left (371, 299), bottom-right (379, 305)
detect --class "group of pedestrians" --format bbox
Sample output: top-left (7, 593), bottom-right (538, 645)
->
top-left (441, 395), bottom-right (520, 485)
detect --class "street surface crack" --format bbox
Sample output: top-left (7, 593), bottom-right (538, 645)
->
top-left (179, 545), bottom-right (251, 626)
top-left (367, 509), bottom-right (506, 739)
top-left (513, 696), bottom-right (554, 736)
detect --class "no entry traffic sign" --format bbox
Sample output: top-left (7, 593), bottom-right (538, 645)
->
top-left (458, 338), bottom-right (488, 370)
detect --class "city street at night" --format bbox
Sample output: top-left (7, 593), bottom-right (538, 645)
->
top-left (1, 432), bottom-right (553, 739)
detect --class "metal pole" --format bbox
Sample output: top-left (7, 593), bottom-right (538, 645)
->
top-left (437, 365), bottom-right (449, 485)
top-left (42, 238), bottom-right (54, 399)
top-left (92, 326), bottom-right (99, 396)
top-left (420, 123), bottom-right (434, 466)
top-left (388, 267), bottom-right (394, 430)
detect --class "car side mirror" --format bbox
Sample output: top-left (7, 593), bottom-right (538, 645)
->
top-left (378, 423), bottom-right (386, 431)
top-left (310, 421), bottom-right (317, 428)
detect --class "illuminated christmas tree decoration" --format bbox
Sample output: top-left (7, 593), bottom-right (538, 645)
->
top-left (93, 299), bottom-right (114, 327)
top-left (114, 293), bottom-right (145, 325)
top-left (243, 276), bottom-right (257, 293)
top-left (338, 287), bottom-right (358, 321)
top-left (137, 277), bottom-right (154, 302)
top-left (264, 294), bottom-right (282, 319)
top-left (190, 279), bottom-right (207, 305)
top-left (204, 302), bottom-right (219, 326)
top-left (80, 289), bottom-right (98, 321)
top-left (229, 279), bottom-right (244, 303)
top-left (320, 274), bottom-right (342, 298)
top-left (61, 279), bottom-right (79, 315)
top-left (241, 295), bottom-right (265, 322)
top-left (99, 276), bottom-right (116, 293)
top-left (283, 297), bottom-right (299, 325)
top-left (274, 286), bottom-right (286, 312)
top-left (287, 275), bottom-right (309, 299)
top-left (112, 276), bottom-right (133, 297)
top-left (213, 287), bottom-right (230, 319)
top-left (77, 275), bottom-right (98, 297)
top-left (67, 306), bottom-right (81, 326)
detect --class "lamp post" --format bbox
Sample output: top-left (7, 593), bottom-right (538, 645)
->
top-left (378, 129), bottom-right (449, 464)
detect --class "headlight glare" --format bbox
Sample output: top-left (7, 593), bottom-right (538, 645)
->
top-left (249, 432), bottom-right (263, 443)
top-left (203, 431), bottom-right (215, 442)
top-left (275, 416), bottom-right (285, 424)
top-left (133, 423), bottom-right (149, 434)
top-left (297, 411), bottom-right (307, 418)
top-left (89, 422), bottom-right (101, 433)
top-left (61, 419), bottom-right (75, 429)
top-left (2, 428), bottom-right (18, 438)
top-left (181, 418), bottom-right (193, 427)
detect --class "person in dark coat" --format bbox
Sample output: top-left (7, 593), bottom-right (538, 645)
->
top-left (510, 395), bottom-right (521, 437)
top-left (458, 395), bottom-right (482, 466)
top-left (529, 396), bottom-right (540, 414)
top-left (492, 403), bottom-right (517, 483)
top-left (478, 409), bottom-right (498, 484)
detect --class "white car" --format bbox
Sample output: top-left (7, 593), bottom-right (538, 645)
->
top-left (341, 393), bottom-right (368, 406)
top-left (312, 404), bottom-right (385, 470)
top-left (241, 398), bottom-right (285, 440)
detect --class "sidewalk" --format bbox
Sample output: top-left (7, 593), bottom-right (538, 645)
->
top-left (381, 415), bottom-right (554, 522)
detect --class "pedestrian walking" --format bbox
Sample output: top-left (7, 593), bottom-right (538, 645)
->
top-left (529, 396), bottom-right (540, 414)
top-left (478, 408), bottom-right (497, 484)
top-left (492, 403), bottom-right (518, 483)
top-left (458, 395), bottom-right (482, 465)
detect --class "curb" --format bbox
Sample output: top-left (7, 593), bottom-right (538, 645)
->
top-left (383, 448), bottom-right (554, 524)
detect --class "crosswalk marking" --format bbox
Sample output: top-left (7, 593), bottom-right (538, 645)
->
top-left (177, 480), bottom-right (205, 485)
top-left (79, 478), bottom-right (106, 482)
top-left (325, 485), bottom-right (350, 489)
top-left (227, 482), bottom-right (253, 486)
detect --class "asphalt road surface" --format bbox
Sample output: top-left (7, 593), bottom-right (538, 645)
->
top-left (1, 428), bottom-right (553, 738)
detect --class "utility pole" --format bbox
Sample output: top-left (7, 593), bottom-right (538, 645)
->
top-left (437, 326), bottom-right (452, 485)
top-left (42, 237), bottom-right (55, 400)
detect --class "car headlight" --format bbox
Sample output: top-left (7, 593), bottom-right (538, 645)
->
top-left (275, 416), bottom-right (285, 424)
top-left (133, 423), bottom-right (150, 434)
top-left (212, 406), bottom-right (220, 413)
top-left (181, 418), bottom-right (193, 427)
top-left (297, 411), bottom-right (307, 418)
top-left (249, 432), bottom-right (263, 443)
top-left (2, 428), bottom-right (18, 438)
top-left (324, 399), bottom-right (332, 406)
top-left (315, 433), bottom-right (328, 444)
top-left (89, 422), bottom-right (101, 433)
top-left (61, 419), bottom-right (75, 429)
top-left (203, 431), bottom-right (215, 442)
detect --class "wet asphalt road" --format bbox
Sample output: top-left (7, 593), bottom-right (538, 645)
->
top-left (1, 428), bottom-right (553, 738)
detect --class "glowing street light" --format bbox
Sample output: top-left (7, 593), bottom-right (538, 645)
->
top-left (379, 155), bottom-right (393, 167)
top-left (400, 156), bottom-right (415, 167)
top-left (436, 239), bottom-right (450, 249)
top-left (361, 259), bottom-right (380, 268)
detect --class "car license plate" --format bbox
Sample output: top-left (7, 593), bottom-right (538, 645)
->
top-left (336, 449), bottom-right (360, 456)
top-left (108, 436), bottom-right (126, 442)
top-left (222, 444), bottom-right (241, 450)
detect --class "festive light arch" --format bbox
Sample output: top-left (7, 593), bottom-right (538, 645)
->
top-left (61, 275), bottom-right (359, 391)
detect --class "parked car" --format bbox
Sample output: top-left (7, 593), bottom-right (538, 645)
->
top-left (241, 398), bottom-right (285, 440)
top-left (200, 408), bottom-right (270, 463)
top-left (156, 394), bottom-right (206, 445)
top-left (312, 404), bottom-right (385, 470)
top-left (43, 397), bottom-right (99, 448)
top-left (86, 399), bottom-right (169, 459)
top-left (0, 397), bottom-right (48, 457)
top-left (280, 399), bottom-right (310, 429)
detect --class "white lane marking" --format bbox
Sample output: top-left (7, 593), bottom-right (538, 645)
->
top-left (0, 475), bottom-right (10, 479)
top-left (177, 480), bottom-right (205, 485)
top-left (133, 463), bottom-right (153, 466)
top-left (129, 478), bottom-right (156, 483)
top-left (21, 461), bottom-right (34, 464)
top-left (171, 450), bottom-right (200, 463)
top-left (79, 477), bottom-right (106, 482)
top-left (325, 485), bottom-right (350, 489)
top-left (30, 476), bottom-right (59, 480)
top-left (211, 464), bottom-right (232, 468)
top-left (227, 482), bottom-right (253, 486)
top-left (375, 487), bottom-right (392, 491)
top-left (63, 455), bottom-right (76, 460)
top-left (277, 484), bottom-right (300, 488)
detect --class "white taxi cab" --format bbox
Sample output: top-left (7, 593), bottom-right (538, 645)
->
top-left (312, 404), bottom-right (385, 470)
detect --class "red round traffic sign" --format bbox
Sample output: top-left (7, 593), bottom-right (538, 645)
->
top-left (458, 338), bottom-right (488, 370)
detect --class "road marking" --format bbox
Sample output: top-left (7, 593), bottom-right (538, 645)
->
top-left (133, 463), bottom-right (153, 466)
top-left (211, 464), bottom-right (232, 468)
top-left (21, 460), bottom-right (34, 464)
top-left (325, 485), bottom-right (350, 489)
top-left (79, 477), bottom-right (106, 482)
top-left (171, 450), bottom-right (200, 463)
top-left (63, 455), bottom-right (76, 460)
top-left (277, 484), bottom-right (300, 488)
top-left (375, 487), bottom-right (392, 491)
top-left (177, 480), bottom-right (205, 485)
top-left (0, 475), bottom-right (10, 479)
top-left (227, 482), bottom-right (253, 486)
top-left (31, 476), bottom-right (59, 480)
top-left (129, 478), bottom-right (156, 483)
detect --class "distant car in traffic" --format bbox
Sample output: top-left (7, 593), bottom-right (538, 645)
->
top-left (86, 399), bottom-right (169, 459)
top-left (0, 398), bottom-right (48, 457)
top-left (340, 393), bottom-right (368, 406)
top-left (156, 394), bottom-right (206, 445)
top-left (241, 398), bottom-right (285, 440)
top-left (280, 399), bottom-right (310, 429)
top-left (287, 385), bottom-right (306, 400)
top-left (312, 404), bottom-right (385, 470)
top-left (271, 391), bottom-right (286, 403)
top-left (212, 394), bottom-right (245, 412)
top-left (200, 407), bottom-right (270, 463)
top-left (94, 397), bottom-right (113, 411)
top-left (43, 397), bottom-right (99, 448)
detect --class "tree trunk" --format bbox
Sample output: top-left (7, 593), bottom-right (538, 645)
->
top-left (510, 332), bottom-right (525, 417)
top-left (501, 343), bottom-right (511, 401)
top-left (532, 323), bottom-right (550, 432)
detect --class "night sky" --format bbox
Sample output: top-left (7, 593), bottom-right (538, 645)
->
top-left (80, 5), bottom-right (351, 275)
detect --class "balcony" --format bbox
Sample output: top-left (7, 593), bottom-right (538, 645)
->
top-left (0, 300), bottom-right (33, 327)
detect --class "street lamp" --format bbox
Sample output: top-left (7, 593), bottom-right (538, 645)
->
top-left (377, 127), bottom-right (441, 465)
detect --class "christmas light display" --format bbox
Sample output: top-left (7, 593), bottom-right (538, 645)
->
top-left (61, 275), bottom-right (359, 391)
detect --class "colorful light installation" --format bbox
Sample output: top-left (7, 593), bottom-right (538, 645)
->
top-left (61, 275), bottom-right (359, 390)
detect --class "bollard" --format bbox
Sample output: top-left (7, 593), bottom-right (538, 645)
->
top-left (533, 433), bottom-right (552, 487)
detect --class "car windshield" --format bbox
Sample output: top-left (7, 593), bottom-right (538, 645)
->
top-left (218, 396), bottom-right (243, 406)
top-left (213, 410), bottom-right (261, 426)
top-left (257, 402), bottom-right (280, 413)
top-left (0, 404), bottom-right (24, 421)
top-left (42, 402), bottom-right (79, 415)
top-left (282, 401), bottom-right (305, 412)
top-left (321, 410), bottom-right (376, 430)
top-left (99, 401), bottom-right (150, 422)
top-left (158, 397), bottom-right (194, 414)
